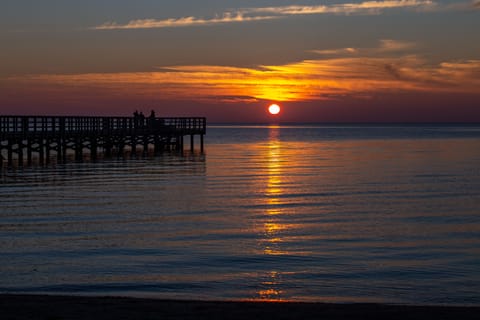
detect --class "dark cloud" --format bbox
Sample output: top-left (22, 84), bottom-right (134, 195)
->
top-left (384, 64), bottom-right (404, 80)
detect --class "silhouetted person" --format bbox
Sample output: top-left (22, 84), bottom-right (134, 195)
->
top-left (133, 110), bottom-right (139, 128)
top-left (139, 112), bottom-right (145, 127)
top-left (148, 110), bottom-right (156, 129)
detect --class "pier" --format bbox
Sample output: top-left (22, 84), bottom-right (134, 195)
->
top-left (0, 116), bottom-right (206, 166)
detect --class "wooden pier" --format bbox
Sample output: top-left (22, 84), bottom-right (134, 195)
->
top-left (0, 116), bottom-right (206, 166)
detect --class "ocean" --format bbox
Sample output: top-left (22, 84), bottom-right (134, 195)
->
top-left (1, 124), bottom-right (480, 305)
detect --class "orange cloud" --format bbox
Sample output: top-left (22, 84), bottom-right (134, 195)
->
top-left (6, 42), bottom-right (480, 104)
top-left (9, 58), bottom-right (479, 103)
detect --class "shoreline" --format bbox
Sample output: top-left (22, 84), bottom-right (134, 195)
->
top-left (1, 294), bottom-right (479, 320)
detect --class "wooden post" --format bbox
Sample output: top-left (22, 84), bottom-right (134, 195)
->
top-left (27, 140), bottom-right (32, 165)
top-left (200, 134), bottom-right (204, 153)
top-left (166, 137), bottom-right (171, 151)
top-left (57, 138), bottom-right (63, 162)
top-left (91, 136), bottom-right (98, 161)
top-left (117, 140), bottom-right (124, 157)
top-left (39, 139), bottom-right (45, 165)
top-left (46, 139), bottom-right (51, 164)
top-left (143, 136), bottom-right (149, 155)
top-left (105, 137), bottom-right (112, 157)
top-left (62, 138), bottom-right (67, 163)
top-left (154, 136), bottom-right (160, 155)
top-left (190, 134), bottom-right (194, 152)
top-left (131, 136), bottom-right (137, 157)
top-left (7, 140), bottom-right (13, 166)
top-left (75, 138), bottom-right (82, 161)
top-left (18, 140), bottom-right (23, 167)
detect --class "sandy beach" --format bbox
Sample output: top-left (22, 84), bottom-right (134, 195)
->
top-left (1, 294), bottom-right (479, 320)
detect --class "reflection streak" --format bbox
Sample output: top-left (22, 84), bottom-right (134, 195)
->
top-left (257, 126), bottom-right (289, 300)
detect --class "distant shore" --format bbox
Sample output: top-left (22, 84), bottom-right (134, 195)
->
top-left (1, 294), bottom-right (479, 320)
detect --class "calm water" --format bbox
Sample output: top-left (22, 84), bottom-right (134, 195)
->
top-left (1, 125), bottom-right (480, 305)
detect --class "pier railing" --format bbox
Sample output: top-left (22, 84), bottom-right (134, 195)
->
top-left (0, 116), bottom-right (206, 138)
top-left (1, 116), bottom-right (206, 165)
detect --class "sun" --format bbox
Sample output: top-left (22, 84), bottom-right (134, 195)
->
top-left (268, 104), bottom-right (281, 115)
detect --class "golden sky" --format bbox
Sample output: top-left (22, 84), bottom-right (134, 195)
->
top-left (1, 1), bottom-right (479, 121)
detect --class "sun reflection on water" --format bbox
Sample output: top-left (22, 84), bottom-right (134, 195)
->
top-left (258, 271), bottom-right (284, 301)
top-left (256, 126), bottom-right (290, 300)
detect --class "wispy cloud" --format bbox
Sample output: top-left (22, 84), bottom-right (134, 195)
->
top-left (441, 0), bottom-right (480, 11)
top-left (312, 48), bottom-right (359, 55)
top-left (311, 40), bottom-right (416, 57)
top-left (95, 12), bottom-right (276, 30)
top-left (93, 0), bottom-right (435, 30)
top-left (378, 39), bottom-right (417, 52)
top-left (246, 0), bottom-right (434, 15)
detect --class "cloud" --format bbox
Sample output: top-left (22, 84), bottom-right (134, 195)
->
top-left (246, 0), bottom-right (434, 15)
top-left (427, 0), bottom-right (480, 11)
top-left (311, 48), bottom-right (359, 55)
top-left (10, 54), bottom-right (480, 104)
top-left (461, 0), bottom-right (480, 9)
top-left (471, 0), bottom-right (480, 9)
top-left (311, 40), bottom-right (416, 58)
top-left (93, 0), bottom-right (435, 30)
top-left (378, 39), bottom-right (417, 52)
top-left (95, 12), bottom-right (276, 30)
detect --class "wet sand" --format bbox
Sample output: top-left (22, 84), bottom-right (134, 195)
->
top-left (1, 294), bottom-right (479, 320)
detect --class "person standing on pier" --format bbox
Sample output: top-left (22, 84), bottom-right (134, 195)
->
top-left (148, 110), bottom-right (156, 129)
top-left (133, 110), bottom-right (139, 128)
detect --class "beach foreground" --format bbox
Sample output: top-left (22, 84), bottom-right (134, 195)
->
top-left (1, 295), bottom-right (479, 320)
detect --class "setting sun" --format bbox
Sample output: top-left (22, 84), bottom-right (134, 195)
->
top-left (268, 104), bottom-right (281, 115)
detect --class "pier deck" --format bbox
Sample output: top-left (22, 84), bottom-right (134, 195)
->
top-left (0, 116), bottom-right (206, 166)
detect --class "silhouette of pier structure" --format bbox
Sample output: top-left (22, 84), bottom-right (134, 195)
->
top-left (0, 116), bottom-right (206, 166)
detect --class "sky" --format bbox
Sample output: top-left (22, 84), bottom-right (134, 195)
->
top-left (1, 0), bottom-right (479, 122)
